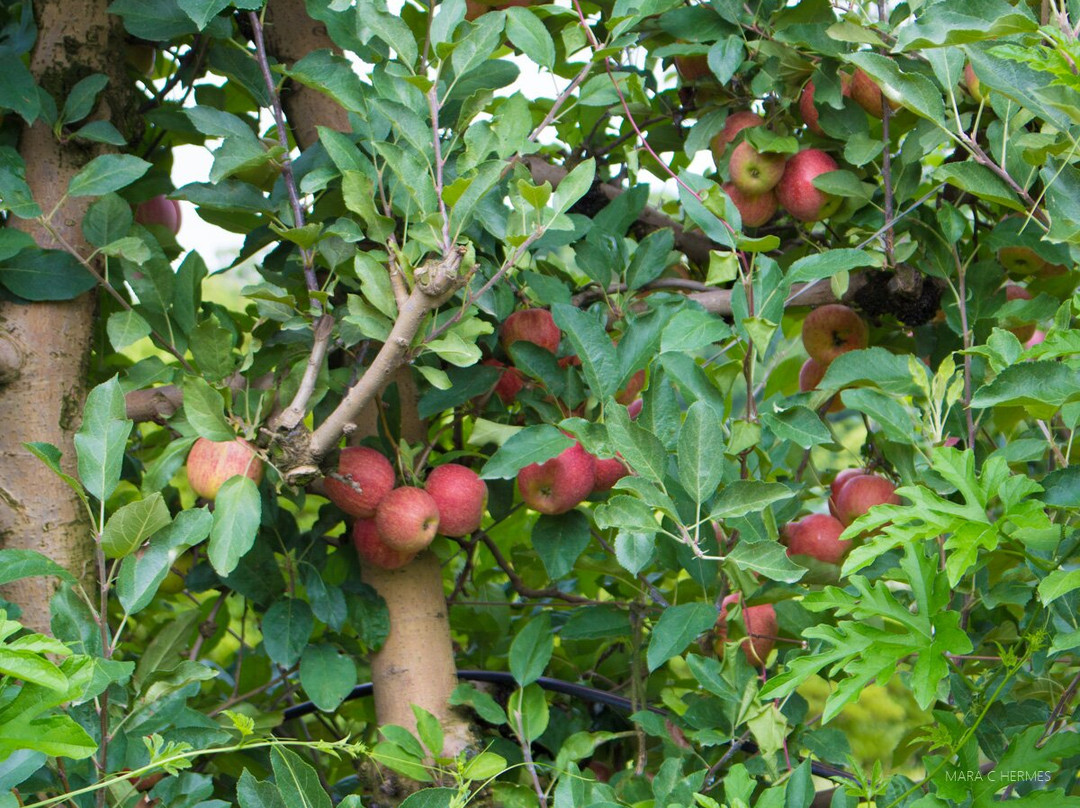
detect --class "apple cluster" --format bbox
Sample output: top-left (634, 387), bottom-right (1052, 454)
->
top-left (515, 438), bottom-right (630, 516)
top-left (324, 447), bottom-right (489, 570)
top-left (797, 304), bottom-right (868, 411)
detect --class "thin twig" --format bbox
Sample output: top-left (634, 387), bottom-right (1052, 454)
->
top-left (272, 314), bottom-right (334, 432)
top-left (475, 533), bottom-right (594, 604)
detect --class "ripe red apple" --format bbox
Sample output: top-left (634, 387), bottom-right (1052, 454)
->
top-left (801, 304), bottom-right (868, 365)
top-left (500, 309), bottom-right (561, 355)
top-left (353, 517), bottom-right (415, 570)
top-left (1001, 285), bottom-right (1036, 342)
top-left (186, 437), bottom-right (264, 500)
top-left (709, 110), bottom-right (764, 164)
top-left (728, 141), bottom-right (786, 196)
top-left (798, 81), bottom-right (825, 136)
top-left (848, 68), bottom-right (899, 118)
top-left (832, 474), bottom-right (900, 526)
top-left (425, 463), bottom-right (488, 537)
top-left (323, 446), bottom-right (396, 518)
top-left (375, 486), bottom-right (441, 553)
top-left (592, 455), bottom-right (629, 493)
top-left (517, 442), bottom-right (597, 515)
top-left (716, 594), bottom-right (777, 666)
top-left (830, 468), bottom-right (869, 507)
top-left (775, 149), bottom-right (841, 222)
top-left (997, 246), bottom-right (1047, 277)
top-left (135, 195), bottom-right (182, 235)
top-left (781, 513), bottom-right (850, 564)
top-left (722, 183), bottom-right (777, 228)
top-left (963, 63), bottom-right (984, 103)
top-left (798, 357), bottom-right (843, 412)
top-left (481, 359), bottom-right (525, 405)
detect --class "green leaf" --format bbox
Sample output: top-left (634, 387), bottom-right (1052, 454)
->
top-left (893, 0), bottom-right (1038, 51)
top-left (270, 745), bottom-right (332, 808)
top-left (208, 475), bottom-right (261, 576)
top-left (299, 645), bottom-right (357, 712)
top-left (551, 304), bottom-right (619, 400)
top-left (74, 376), bottom-right (132, 502)
top-left (707, 37), bottom-right (744, 84)
top-left (106, 309), bottom-right (153, 351)
top-left (426, 331), bottom-right (482, 367)
top-left (117, 507), bottom-right (213, 614)
top-left (59, 74), bottom-right (108, 126)
top-left (0, 714), bottom-right (96, 761)
top-left (727, 541), bottom-right (806, 583)
top-left (678, 401), bottom-right (726, 503)
top-left (0, 56), bottom-right (40, 125)
top-left (67, 154), bottom-right (152, 197)
top-left (507, 683), bottom-right (548, 742)
top-left (614, 531), bottom-right (656, 574)
top-left (505, 7), bottom-right (555, 69)
top-left (0, 148), bottom-right (41, 219)
top-left (971, 361), bottom-right (1080, 416)
top-left (399, 789), bottom-right (458, 808)
top-left (786, 249), bottom-right (884, 283)
top-left (552, 158), bottom-right (596, 215)
top-left (177, 0), bottom-right (231, 29)
top-left (262, 599), bottom-right (315, 670)
top-left (660, 307), bottom-right (732, 352)
top-left (237, 770), bottom-right (287, 808)
top-left (934, 163), bottom-right (1023, 211)
top-left (710, 481), bottom-right (795, 520)
top-left (107, 0), bottom-right (200, 40)
top-left (450, 683), bottom-right (508, 726)
top-left (759, 406), bottom-right (831, 449)
top-left (646, 602), bottom-right (717, 672)
top-left (480, 425), bottom-right (572, 479)
top-left (509, 614), bottom-right (554, 687)
top-left (181, 376), bottom-right (235, 442)
top-left (0, 249), bottom-right (97, 301)
top-left (100, 494), bottom-right (171, 559)
top-left (0, 549), bottom-right (75, 586)
top-left (0, 650), bottom-right (66, 691)
top-left (531, 510), bottom-right (591, 580)
top-left (359, 0), bottom-right (419, 67)
top-left (72, 120), bottom-right (128, 145)
top-left (1038, 570), bottom-right (1080, 605)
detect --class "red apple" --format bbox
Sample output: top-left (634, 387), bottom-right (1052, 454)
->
top-left (517, 442), bottom-right (597, 515)
top-left (728, 141), bottom-right (787, 196)
top-left (723, 183), bottom-right (777, 228)
top-left (716, 593), bottom-right (777, 666)
top-left (830, 469), bottom-right (869, 508)
top-left (798, 81), bottom-right (825, 136)
top-left (425, 463), bottom-right (488, 537)
top-left (1003, 285), bottom-right (1036, 342)
top-left (135, 195), bottom-right (181, 235)
top-left (832, 474), bottom-right (900, 526)
top-left (353, 517), bottom-right (415, 570)
top-left (798, 357), bottom-right (843, 412)
top-left (501, 309), bottom-right (561, 355)
top-left (375, 486), bottom-right (441, 553)
top-left (781, 513), bottom-right (850, 564)
top-left (775, 149), bottom-right (841, 222)
top-left (481, 359), bottom-right (525, 405)
top-left (801, 304), bottom-right (868, 365)
top-left (849, 68), bottom-right (899, 118)
top-left (710, 110), bottom-right (764, 164)
top-left (186, 437), bottom-right (264, 500)
top-left (324, 446), bottom-right (396, 518)
top-left (592, 455), bottom-right (629, 493)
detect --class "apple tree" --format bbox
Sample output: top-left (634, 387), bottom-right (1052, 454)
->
top-left (1, 0), bottom-right (1079, 806)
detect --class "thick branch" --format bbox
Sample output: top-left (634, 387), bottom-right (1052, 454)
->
top-left (307, 248), bottom-right (466, 461)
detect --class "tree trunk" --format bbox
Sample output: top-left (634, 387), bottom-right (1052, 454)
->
top-left (265, 0), bottom-right (475, 763)
top-left (0, 0), bottom-right (121, 632)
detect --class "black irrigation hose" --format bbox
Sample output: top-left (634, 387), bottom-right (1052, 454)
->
top-left (281, 669), bottom-right (856, 783)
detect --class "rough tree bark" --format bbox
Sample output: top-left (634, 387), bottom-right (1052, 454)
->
top-left (264, 0), bottom-right (477, 766)
top-left (0, 0), bottom-right (123, 632)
